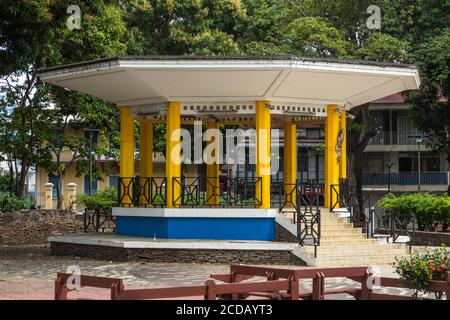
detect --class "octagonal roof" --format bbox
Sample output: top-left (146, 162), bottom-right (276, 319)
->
top-left (39, 55), bottom-right (420, 108)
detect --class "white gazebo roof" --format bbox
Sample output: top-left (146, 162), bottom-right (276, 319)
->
top-left (39, 56), bottom-right (420, 109)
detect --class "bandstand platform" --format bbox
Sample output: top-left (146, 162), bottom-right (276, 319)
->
top-left (40, 56), bottom-right (420, 266)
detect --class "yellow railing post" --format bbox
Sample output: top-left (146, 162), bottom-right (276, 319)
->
top-left (166, 101), bottom-right (181, 208)
top-left (284, 121), bottom-right (297, 207)
top-left (205, 122), bottom-right (220, 205)
top-left (120, 106), bottom-right (135, 206)
top-left (339, 111), bottom-right (347, 180)
top-left (140, 119), bottom-right (153, 205)
top-left (324, 104), bottom-right (340, 208)
top-left (256, 101), bottom-right (271, 209)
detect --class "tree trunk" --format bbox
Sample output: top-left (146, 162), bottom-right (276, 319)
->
top-left (56, 174), bottom-right (64, 210)
top-left (15, 162), bottom-right (28, 199)
top-left (347, 104), bottom-right (377, 217)
top-left (447, 154), bottom-right (450, 196)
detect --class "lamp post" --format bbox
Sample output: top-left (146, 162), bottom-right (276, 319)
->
top-left (83, 128), bottom-right (100, 195)
top-left (416, 137), bottom-right (423, 192)
top-left (386, 162), bottom-right (394, 193)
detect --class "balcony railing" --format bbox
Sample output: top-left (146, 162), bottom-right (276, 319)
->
top-left (362, 172), bottom-right (449, 185)
top-left (368, 131), bottom-right (424, 145)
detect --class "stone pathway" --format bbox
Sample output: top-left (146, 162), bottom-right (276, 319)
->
top-left (0, 245), bottom-right (441, 300)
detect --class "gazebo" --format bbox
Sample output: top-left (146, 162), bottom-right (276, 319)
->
top-left (39, 56), bottom-right (420, 241)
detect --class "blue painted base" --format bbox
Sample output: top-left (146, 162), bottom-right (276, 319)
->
top-left (116, 217), bottom-right (275, 241)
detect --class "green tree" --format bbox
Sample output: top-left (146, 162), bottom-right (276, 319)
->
top-left (0, 0), bottom-right (126, 202)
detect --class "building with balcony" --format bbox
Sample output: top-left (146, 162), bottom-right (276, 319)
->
top-left (362, 93), bottom-right (449, 193)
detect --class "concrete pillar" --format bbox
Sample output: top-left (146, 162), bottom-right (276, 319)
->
top-left (255, 101), bottom-right (271, 209)
top-left (65, 183), bottom-right (77, 210)
top-left (284, 121), bottom-right (297, 206)
top-left (166, 101), bottom-right (181, 208)
top-left (140, 119), bottom-right (153, 205)
top-left (339, 111), bottom-right (347, 179)
top-left (120, 106), bottom-right (135, 206)
top-left (44, 183), bottom-right (53, 210)
top-left (324, 104), bottom-right (340, 208)
top-left (205, 122), bottom-right (220, 205)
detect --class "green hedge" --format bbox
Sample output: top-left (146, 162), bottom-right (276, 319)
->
top-left (0, 194), bottom-right (34, 212)
top-left (75, 188), bottom-right (118, 210)
top-left (378, 193), bottom-right (450, 231)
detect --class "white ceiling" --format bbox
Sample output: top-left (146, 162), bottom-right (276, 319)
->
top-left (39, 57), bottom-right (421, 108)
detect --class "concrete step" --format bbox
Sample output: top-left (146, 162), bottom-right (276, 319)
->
top-left (313, 256), bottom-right (405, 266)
top-left (319, 239), bottom-right (378, 246)
top-left (320, 234), bottom-right (369, 241)
top-left (320, 227), bottom-right (363, 234)
top-left (303, 249), bottom-right (409, 258)
top-left (302, 245), bottom-right (408, 253)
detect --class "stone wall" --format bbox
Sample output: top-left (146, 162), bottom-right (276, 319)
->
top-left (408, 230), bottom-right (450, 246)
top-left (0, 210), bottom-right (84, 245)
top-left (50, 242), bottom-right (306, 265)
top-left (275, 223), bottom-right (297, 242)
top-left (378, 229), bottom-right (450, 246)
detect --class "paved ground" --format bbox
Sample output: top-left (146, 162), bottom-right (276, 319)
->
top-left (0, 245), bottom-right (440, 300)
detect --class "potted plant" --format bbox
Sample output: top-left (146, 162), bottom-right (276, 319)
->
top-left (394, 246), bottom-right (449, 299)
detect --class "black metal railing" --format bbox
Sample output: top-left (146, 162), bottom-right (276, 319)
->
top-left (296, 180), bottom-right (321, 257)
top-left (330, 178), bottom-right (369, 225)
top-left (118, 177), bottom-right (167, 208)
top-left (84, 207), bottom-right (116, 232)
top-left (270, 180), bottom-right (298, 211)
top-left (366, 209), bottom-right (416, 253)
top-left (118, 176), bottom-right (263, 208)
top-left (271, 179), bottom-right (324, 210)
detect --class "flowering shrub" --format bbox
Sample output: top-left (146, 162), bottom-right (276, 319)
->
top-left (394, 246), bottom-right (449, 298)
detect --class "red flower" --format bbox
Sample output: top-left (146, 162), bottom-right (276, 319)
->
top-left (440, 264), bottom-right (446, 269)
top-left (436, 267), bottom-right (441, 272)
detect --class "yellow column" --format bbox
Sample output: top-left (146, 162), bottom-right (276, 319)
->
top-left (324, 104), bottom-right (340, 208)
top-left (139, 119), bottom-right (153, 205)
top-left (339, 111), bottom-right (347, 179)
top-left (255, 101), bottom-right (271, 209)
top-left (166, 101), bottom-right (181, 208)
top-left (284, 121), bottom-right (297, 206)
top-left (120, 106), bottom-right (135, 206)
top-left (205, 122), bottom-right (220, 205)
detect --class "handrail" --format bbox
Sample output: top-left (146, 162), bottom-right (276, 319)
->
top-left (297, 180), bottom-right (321, 257)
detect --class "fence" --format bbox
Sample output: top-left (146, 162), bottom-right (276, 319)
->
top-left (54, 265), bottom-right (450, 300)
top-left (118, 176), bottom-right (263, 208)
top-left (369, 131), bottom-right (425, 145)
top-left (362, 172), bottom-right (448, 185)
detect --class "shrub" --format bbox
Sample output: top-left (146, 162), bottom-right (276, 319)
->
top-left (0, 193), bottom-right (34, 212)
top-left (377, 193), bottom-right (415, 228)
top-left (394, 246), bottom-right (449, 298)
top-left (378, 193), bottom-right (450, 231)
top-left (75, 188), bottom-right (118, 210)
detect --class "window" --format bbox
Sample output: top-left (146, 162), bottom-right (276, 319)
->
top-left (399, 152), bottom-right (440, 172)
top-left (84, 175), bottom-right (98, 194)
top-left (361, 153), bottom-right (384, 173)
top-left (48, 173), bottom-right (59, 198)
top-left (109, 176), bottom-right (119, 190)
top-left (84, 130), bottom-right (99, 146)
